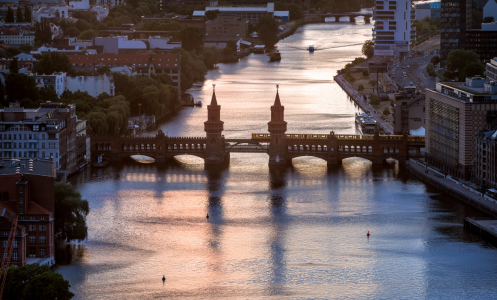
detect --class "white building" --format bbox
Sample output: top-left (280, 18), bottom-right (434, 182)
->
top-left (33, 72), bottom-right (67, 96)
top-left (65, 74), bottom-right (115, 97)
top-left (95, 0), bottom-right (126, 8)
top-left (69, 0), bottom-right (90, 10)
top-left (205, 1), bottom-right (274, 23)
top-left (0, 28), bottom-right (35, 46)
top-left (91, 5), bottom-right (109, 21)
top-left (33, 6), bottom-right (69, 22)
top-left (414, 2), bottom-right (431, 21)
top-left (484, 0), bottom-right (497, 22)
top-left (373, 0), bottom-right (413, 56)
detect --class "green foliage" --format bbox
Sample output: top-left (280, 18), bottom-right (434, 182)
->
top-left (172, 48), bottom-right (207, 92)
top-left (221, 40), bottom-right (237, 61)
top-left (5, 6), bottom-right (14, 23)
top-left (24, 6), bottom-right (31, 23)
top-left (54, 181), bottom-right (90, 242)
top-left (426, 63), bottom-right (436, 77)
top-left (143, 21), bottom-right (183, 31)
top-left (33, 52), bottom-right (73, 75)
top-left (274, 2), bottom-right (304, 20)
top-left (256, 15), bottom-right (279, 48)
top-left (178, 26), bottom-right (205, 52)
top-left (472, 8), bottom-right (482, 29)
top-left (3, 264), bottom-right (74, 300)
top-left (79, 29), bottom-right (97, 40)
top-left (205, 9), bottom-right (220, 20)
top-left (75, 19), bottom-right (92, 31)
top-left (9, 57), bottom-right (18, 74)
top-left (368, 79), bottom-right (376, 88)
top-left (64, 27), bottom-right (80, 37)
top-left (370, 95), bottom-right (381, 106)
top-left (383, 107), bottom-right (390, 116)
top-left (358, 84), bottom-right (364, 91)
top-left (446, 49), bottom-right (485, 81)
top-left (19, 43), bottom-right (32, 53)
top-left (412, 17), bottom-right (439, 40)
top-left (362, 69), bottom-right (369, 76)
top-left (203, 46), bottom-right (220, 69)
top-left (5, 73), bottom-right (39, 102)
top-left (72, 11), bottom-right (99, 25)
top-left (430, 55), bottom-right (440, 65)
top-left (484, 16), bottom-right (494, 23)
top-left (35, 18), bottom-right (52, 44)
top-left (16, 6), bottom-right (23, 22)
top-left (362, 40), bottom-right (374, 59)
top-left (4, 47), bottom-right (21, 57)
top-left (96, 66), bottom-right (111, 75)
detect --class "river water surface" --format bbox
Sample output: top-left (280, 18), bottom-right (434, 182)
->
top-left (57, 22), bottom-right (497, 299)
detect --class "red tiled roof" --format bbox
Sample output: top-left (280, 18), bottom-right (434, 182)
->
top-left (67, 53), bottom-right (181, 69)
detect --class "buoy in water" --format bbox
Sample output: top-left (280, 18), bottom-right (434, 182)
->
top-left (367, 231), bottom-right (370, 237)
top-left (206, 213), bottom-right (209, 219)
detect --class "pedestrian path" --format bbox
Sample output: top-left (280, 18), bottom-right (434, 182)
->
top-left (335, 74), bottom-right (394, 134)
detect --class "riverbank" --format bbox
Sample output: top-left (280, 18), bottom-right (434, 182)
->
top-left (406, 159), bottom-right (497, 217)
top-left (334, 74), bottom-right (394, 134)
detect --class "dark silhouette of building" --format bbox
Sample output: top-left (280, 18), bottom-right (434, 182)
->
top-left (440, 0), bottom-right (472, 64)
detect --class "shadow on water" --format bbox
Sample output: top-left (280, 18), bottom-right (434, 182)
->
top-left (55, 242), bottom-right (87, 265)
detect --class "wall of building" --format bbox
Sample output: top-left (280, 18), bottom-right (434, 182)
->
top-left (65, 74), bottom-right (115, 98)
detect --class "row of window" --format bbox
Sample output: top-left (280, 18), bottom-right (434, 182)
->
top-left (0, 133), bottom-right (48, 139)
top-left (0, 151), bottom-right (58, 159)
top-left (4, 248), bottom-right (47, 260)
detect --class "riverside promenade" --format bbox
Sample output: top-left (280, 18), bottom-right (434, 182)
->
top-left (406, 159), bottom-right (497, 217)
top-left (334, 74), bottom-right (394, 134)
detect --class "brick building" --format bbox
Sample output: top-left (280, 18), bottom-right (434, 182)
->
top-left (206, 15), bottom-right (248, 38)
top-left (475, 121), bottom-right (497, 189)
top-left (0, 158), bottom-right (56, 267)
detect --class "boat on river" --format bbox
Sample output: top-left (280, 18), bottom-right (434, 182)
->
top-left (92, 155), bottom-right (110, 168)
top-left (355, 113), bottom-right (377, 134)
top-left (308, 45), bottom-right (315, 52)
top-left (268, 51), bottom-right (281, 62)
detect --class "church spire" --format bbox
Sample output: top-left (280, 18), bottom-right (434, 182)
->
top-left (210, 83), bottom-right (218, 106)
top-left (273, 84), bottom-right (281, 107)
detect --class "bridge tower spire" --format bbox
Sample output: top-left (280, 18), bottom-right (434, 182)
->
top-left (268, 85), bottom-right (287, 165)
top-left (204, 84), bottom-right (227, 165)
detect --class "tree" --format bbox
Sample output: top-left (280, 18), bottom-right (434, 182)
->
top-left (256, 15), bottom-right (279, 49)
top-left (64, 27), bottom-right (80, 37)
top-left (383, 107), bottom-right (390, 116)
top-left (426, 63), bottom-right (436, 77)
top-left (446, 49), bottom-right (485, 81)
top-left (19, 43), bottom-right (32, 53)
top-left (484, 16), bottom-right (494, 23)
top-left (5, 6), bottom-right (14, 23)
top-left (54, 181), bottom-right (90, 241)
top-left (203, 46), bottom-right (220, 69)
top-left (205, 9), bottom-right (220, 20)
top-left (9, 57), bottom-right (19, 74)
top-left (74, 19), bottom-right (92, 32)
top-left (368, 79), bottom-right (376, 88)
top-left (430, 55), bottom-right (440, 66)
top-left (5, 73), bottom-right (39, 102)
top-left (33, 52), bottom-right (73, 75)
top-left (274, 2), bottom-right (304, 20)
top-left (362, 69), bottom-right (369, 76)
top-left (79, 29), bottom-right (97, 40)
top-left (178, 26), bottom-right (205, 52)
top-left (16, 7), bottom-right (23, 22)
top-left (24, 5), bottom-right (31, 23)
top-left (370, 95), bottom-right (381, 106)
top-left (3, 264), bottom-right (74, 300)
top-left (362, 40), bottom-right (374, 59)
top-left (358, 84), bottom-right (364, 91)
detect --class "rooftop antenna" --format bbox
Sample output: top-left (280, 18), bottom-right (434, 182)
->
top-left (276, 84), bottom-right (279, 91)
top-left (213, 83), bottom-right (216, 91)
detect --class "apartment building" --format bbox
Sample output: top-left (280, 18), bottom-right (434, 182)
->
top-left (0, 102), bottom-right (89, 178)
top-left (0, 158), bottom-right (56, 267)
top-left (425, 77), bottom-right (497, 180)
top-left (440, 0), bottom-right (472, 64)
top-left (475, 121), bottom-right (497, 189)
top-left (372, 0), bottom-right (413, 56)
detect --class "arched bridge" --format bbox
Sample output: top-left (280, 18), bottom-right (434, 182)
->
top-left (89, 88), bottom-right (424, 166)
top-left (305, 12), bottom-right (372, 23)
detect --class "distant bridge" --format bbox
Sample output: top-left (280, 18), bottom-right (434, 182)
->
top-left (305, 11), bottom-right (373, 23)
top-left (89, 88), bottom-right (423, 166)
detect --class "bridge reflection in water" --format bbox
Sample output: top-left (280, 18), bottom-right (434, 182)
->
top-left (89, 89), bottom-right (424, 167)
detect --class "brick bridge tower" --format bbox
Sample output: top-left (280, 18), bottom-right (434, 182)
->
top-left (204, 84), bottom-right (227, 165)
top-left (268, 85), bottom-right (287, 165)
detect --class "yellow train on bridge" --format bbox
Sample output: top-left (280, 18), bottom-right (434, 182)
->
top-left (252, 133), bottom-right (425, 142)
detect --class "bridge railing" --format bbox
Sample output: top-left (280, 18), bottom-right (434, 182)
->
top-left (251, 133), bottom-right (425, 142)
top-left (252, 133), bottom-right (329, 140)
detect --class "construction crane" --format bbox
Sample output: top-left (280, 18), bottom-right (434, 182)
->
top-left (0, 214), bottom-right (18, 300)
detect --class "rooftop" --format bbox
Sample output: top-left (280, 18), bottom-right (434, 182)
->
top-left (0, 158), bottom-right (56, 178)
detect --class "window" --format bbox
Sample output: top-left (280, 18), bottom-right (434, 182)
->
top-left (39, 248), bottom-right (46, 256)
top-left (39, 236), bottom-right (46, 244)
top-left (33, 125), bottom-right (39, 131)
top-left (29, 236), bottom-right (36, 243)
top-left (29, 248), bottom-right (36, 256)
top-left (13, 240), bottom-right (17, 248)
top-left (2, 240), bottom-right (6, 247)
top-left (39, 225), bottom-right (46, 232)
top-left (29, 225), bottom-right (36, 231)
top-left (12, 252), bottom-right (17, 260)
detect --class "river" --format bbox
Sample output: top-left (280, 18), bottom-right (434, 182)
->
top-left (57, 22), bottom-right (497, 299)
